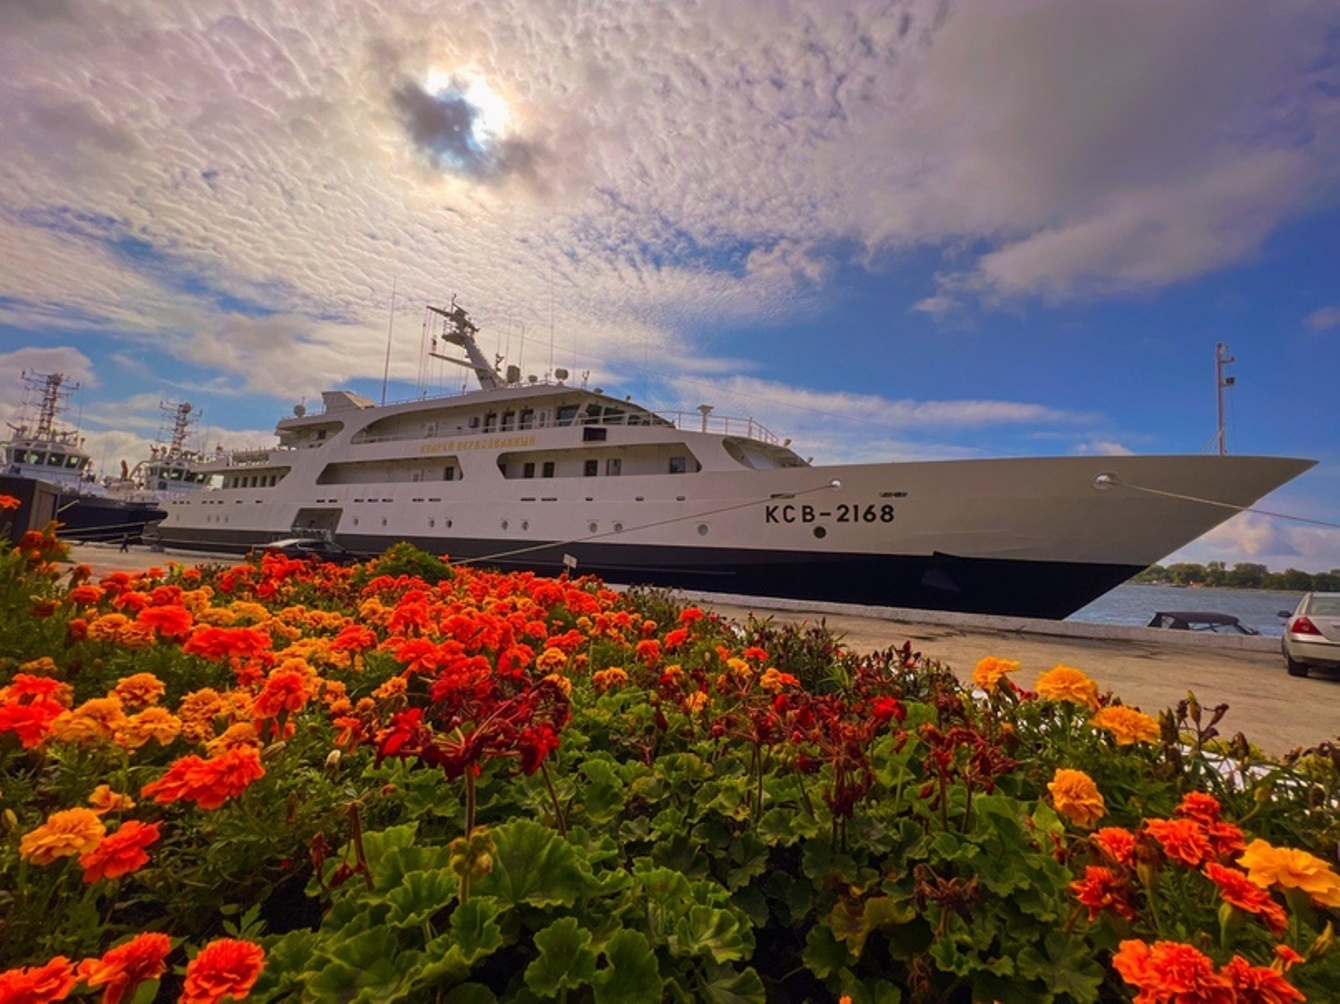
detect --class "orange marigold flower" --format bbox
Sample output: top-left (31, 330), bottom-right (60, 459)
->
top-left (136, 603), bottom-right (195, 639)
top-left (663, 627), bottom-right (690, 650)
top-left (1273, 946), bottom-right (1304, 973)
top-left (182, 625), bottom-right (273, 662)
top-left (972, 656), bottom-right (1020, 690)
top-left (1111, 940), bottom-right (1232, 1004)
top-left (1070, 865), bottom-right (1139, 921)
top-left (2, 672), bottom-right (73, 706)
top-left (1175, 791), bottom-right (1222, 824)
top-left (1048, 768), bottom-right (1106, 829)
top-left (112, 673), bottom-right (166, 709)
top-left (1203, 862), bottom-right (1288, 933)
top-left (253, 667), bottom-right (311, 719)
top-left (115, 707), bottom-right (183, 750)
top-left (1237, 838), bottom-right (1340, 908)
top-left (87, 613), bottom-right (133, 643)
top-left (76, 931), bottom-right (172, 1004)
top-left (1092, 826), bottom-right (1137, 867)
top-left (68, 583), bottom-right (106, 605)
top-left (1204, 819), bottom-right (1246, 860)
top-left (0, 699), bottom-right (67, 748)
top-left (543, 672), bottom-right (572, 696)
top-left (0, 492), bottom-right (20, 509)
top-left (0, 956), bottom-right (77, 1003)
top-left (141, 746), bottom-right (265, 811)
top-left (1090, 705), bottom-right (1160, 745)
top-left (1220, 955), bottom-right (1305, 1003)
top-left (88, 785), bottom-right (136, 815)
top-left (759, 667), bottom-right (800, 692)
top-left (79, 820), bottom-right (161, 883)
top-left (634, 639), bottom-right (661, 665)
top-left (591, 667), bottom-right (629, 694)
top-left (19, 807), bottom-right (107, 866)
top-left (180, 938), bottom-right (265, 1004)
top-left (1035, 665), bottom-right (1100, 711)
top-left (535, 647), bottom-right (568, 672)
top-left (1144, 817), bottom-right (1213, 869)
top-left (49, 697), bottom-right (131, 744)
top-left (204, 722), bottom-right (260, 757)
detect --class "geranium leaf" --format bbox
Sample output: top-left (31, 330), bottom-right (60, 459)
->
top-left (524, 917), bottom-right (598, 996)
top-left (1015, 931), bottom-right (1104, 1003)
top-left (668, 904), bottom-right (752, 963)
top-left (442, 985), bottom-right (498, 1004)
top-left (472, 818), bottom-right (587, 907)
top-left (579, 759), bottom-right (627, 823)
top-left (383, 868), bottom-right (458, 927)
top-left (802, 925), bottom-right (851, 979)
top-left (307, 926), bottom-right (411, 1001)
top-left (412, 899), bottom-right (505, 989)
top-left (591, 928), bottom-right (663, 1004)
top-left (698, 962), bottom-right (766, 1004)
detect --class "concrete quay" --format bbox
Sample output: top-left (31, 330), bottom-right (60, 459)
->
top-left (59, 543), bottom-right (1340, 756)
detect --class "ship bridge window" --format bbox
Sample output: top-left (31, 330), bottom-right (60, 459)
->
top-left (669, 456), bottom-right (687, 474)
top-left (444, 465), bottom-right (456, 481)
top-left (67, 455), bottom-right (84, 469)
top-left (519, 409), bottom-right (534, 430)
top-left (583, 460), bottom-right (598, 477)
top-left (501, 411), bottom-right (515, 431)
top-left (47, 453), bottom-right (64, 467)
top-left (556, 405), bottom-right (579, 427)
top-left (484, 412), bottom-right (498, 432)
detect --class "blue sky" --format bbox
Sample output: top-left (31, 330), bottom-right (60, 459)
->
top-left (2, 0), bottom-right (1337, 571)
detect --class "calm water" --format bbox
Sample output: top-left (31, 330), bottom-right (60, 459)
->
top-left (1066, 583), bottom-right (1304, 637)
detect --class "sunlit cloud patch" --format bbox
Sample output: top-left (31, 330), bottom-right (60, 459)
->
top-left (392, 70), bottom-right (535, 180)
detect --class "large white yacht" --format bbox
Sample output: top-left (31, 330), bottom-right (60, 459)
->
top-left (147, 302), bottom-right (1315, 618)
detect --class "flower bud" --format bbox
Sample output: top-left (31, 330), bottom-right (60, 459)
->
top-left (1308, 921), bottom-right (1335, 959)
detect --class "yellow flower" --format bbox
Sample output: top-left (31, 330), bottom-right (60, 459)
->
top-left (1237, 839), bottom-right (1340, 908)
top-left (176, 688), bottom-right (228, 744)
top-left (205, 722), bottom-right (261, 756)
top-left (49, 697), bottom-right (130, 744)
top-left (87, 785), bottom-right (136, 815)
top-left (1048, 768), bottom-right (1106, 829)
top-left (543, 673), bottom-right (572, 696)
top-left (19, 656), bottom-right (59, 675)
top-left (591, 667), bottom-right (629, 694)
top-left (113, 673), bottom-right (166, 709)
top-left (1035, 665), bottom-right (1100, 711)
top-left (19, 807), bottom-right (106, 865)
top-left (683, 692), bottom-right (708, 714)
top-left (115, 707), bottom-right (183, 750)
top-left (87, 613), bottom-right (132, 643)
top-left (1090, 706), bottom-right (1160, 745)
top-left (536, 647), bottom-right (568, 672)
top-left (972, 656), bottom-right (1020, 691)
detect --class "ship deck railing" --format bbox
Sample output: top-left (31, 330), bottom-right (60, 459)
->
top-left (349, 410), bottom-right (781, 447)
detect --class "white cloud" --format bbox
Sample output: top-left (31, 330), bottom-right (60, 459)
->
top-left (1304, 306), bottom-right (1340, 332)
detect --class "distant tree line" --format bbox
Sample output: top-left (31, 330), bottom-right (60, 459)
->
top-left (1133, 561), bottom-right (1340, 592)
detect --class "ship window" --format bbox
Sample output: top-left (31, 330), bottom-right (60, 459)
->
top-left (583, 460), bottom-right (598, 477)
top-left (519, 409), bottom-right (534, 429)
top-left (47, 453), bottom-right (64, 466)
top-left (444, 466), bottom-right (455, 481)
top-left (669, 456), bottom-right (687, 474)
top-left (498, 463), bottom-right (508, 478)
top-left (542, 461), bottom-right (554, 478)
top-left (556, 405), bottom-right (579, 427)
top-left (317, 430), bottom-right (327, 440)
top-left (67, 455), bottom-right (82, 469)
top-left (537, 411), bottom-right (548, 428)
top-left (501, 411), bottom-right (515, 431)
top-left (483, 412), bottom-right (497, 432)
top-left (523, 462), bottom-right (535, 478)
top-left (469, 416), bottom-right (480, 429)
top-left (583, 427), bottom-right (607, 442)
top-left (605, 458), bottom-right (621, 476)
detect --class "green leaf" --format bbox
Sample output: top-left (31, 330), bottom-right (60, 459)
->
top-left (524, 917), bottom-right (598, 997)
top-left (443, 985), bottom-right (498, 1004)
top-left (591, 928), bottom-right (663, 1004)
top-left (472, 818), bottom-right (587, 908)
top-left (412, 898), bottom-right (505, 989)
top-left (1014, 931), bottom-right (1105, 1004)
top-left (383, 868), bottom-right (459, 928)
top-left (698, 962), bottom-right (767, 1004)
top-left (668, 904), bottom-right (752, 963)
top-left (307, 926), bottom-right (410, 1001)
top-left (579, 759), bottom-right (628, 823)
top-left (802, 925), bottom-right (851, 979)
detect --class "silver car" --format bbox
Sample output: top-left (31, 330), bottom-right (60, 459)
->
top-left (1279, 592), bottom-right (1340, 678)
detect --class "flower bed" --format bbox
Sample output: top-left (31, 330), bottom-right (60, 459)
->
top-left (1, 517), bottom-right (1338, 1002)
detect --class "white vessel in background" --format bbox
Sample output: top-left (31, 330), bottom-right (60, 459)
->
top-left (107, 400), bottom-right (216, 504)
top-left (147, 301), bottom-right (1315, 619)
top-left (2, 372), bottom-right (165, 542)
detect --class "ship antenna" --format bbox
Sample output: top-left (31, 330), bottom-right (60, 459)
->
top-left (381, 277), bottom-right (398, 406)
top-left (1215, 342), bottom-right (1235, 456)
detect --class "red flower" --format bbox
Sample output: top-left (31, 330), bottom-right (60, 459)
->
top-left (1111, 940), bottom-right (1233, 1004)
top-left (183, 626), bottom-right (273, 662)
top-left (79, 821), bottom-right (161, 883)
top-left (329, 624), bottom-right (377, 652)
top-left (1174, 792), bottom-right (1223, 824)
top-left (868, 696), bottom-right (905, 724)
top-left (180, 938), bottom-right (265, 1004)
top-left (517, 723), bottom-right (561, 775)
top-left (1069, 865), bottom-right (1139, 921)
top-left (1144, 817), bottom-right (1213, 868)
top-left (253, 668), bottom-right (310, 719)
top-left (1092, 827), bottom-right (1137, 867)
top-left (135, 604), bottom-right (194, 639)
top-left (141, 746), bottom-right (265, 810)
top-left (663, 627), bottom-right (690, 651)
top-left (76, 932), bottom-right (172, 1004)
top-left (0, 699), bottom-right (67, 748)
top-left (1220, 955), bottom-right (1305, 1003)
top-left (0, 957), bottom-right (77, 1003)
top-left (1203, 862), bottom-right (1288, 933)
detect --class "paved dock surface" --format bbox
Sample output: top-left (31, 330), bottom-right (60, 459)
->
top-left (61, 544), bottom-right (1340, 756)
